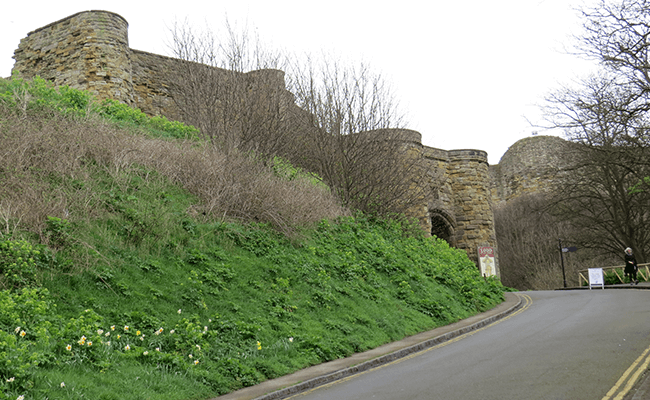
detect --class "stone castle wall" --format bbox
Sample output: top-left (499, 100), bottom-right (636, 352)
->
top-left (12, 11), bottom-right (134, 104)
top-left (11, 10), bottom-right (293, 123)
top-left (11, 10), bottom-right (499, 275)
top-left (489, 135), bottom-right (569, 205)
top-left (385, 130), bottom-right (498, 269)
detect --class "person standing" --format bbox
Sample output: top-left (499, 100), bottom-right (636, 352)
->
top-left (624, 247), bottom-right (638, 285)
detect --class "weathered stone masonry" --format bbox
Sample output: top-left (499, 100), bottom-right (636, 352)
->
top-left (11, 10), bottom-right (500, 275)
top-left (380, 130), bottom-right (498, 270)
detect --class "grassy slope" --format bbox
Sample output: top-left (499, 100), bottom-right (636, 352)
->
top-left (0, 78), bottom-right (505, 400)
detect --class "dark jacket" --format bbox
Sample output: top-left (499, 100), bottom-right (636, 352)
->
top-left (625, 253), bottom-right (638, 273)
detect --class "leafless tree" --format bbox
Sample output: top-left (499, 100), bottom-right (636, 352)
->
top-left (167, 19), bottom-right (294, 156)
top-left (494, 192), bottom-right (619, 290)
top-left (496, 0), bottom-right (650, 286)
top-left (285, 56), bottom-right (436, 216)
top-left (168, 20), bottom-right (438, 219)
top-left (574, 0), bottom-right (650, 152)
top-left (577, 0), bottom-right (650, 97)
top-left (495, 194), bottom-right (570, 289)
top-left (542, 72), bottom-right (650, 262)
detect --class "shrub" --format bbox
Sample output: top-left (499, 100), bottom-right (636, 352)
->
top-left (0, 76), bottom-right (91, 117)
top-left (0, 240), bottom-right (41, 290)
top-left (0, 288), bottom-right (56, 395)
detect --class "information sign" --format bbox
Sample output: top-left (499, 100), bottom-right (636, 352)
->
top-left (588, 268), bottom-right (604, 290)
top-left (478, 246), bottom-right (496, 277)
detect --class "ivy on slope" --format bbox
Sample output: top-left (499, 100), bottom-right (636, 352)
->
top-left (0, 213), bottom-right (504, 399)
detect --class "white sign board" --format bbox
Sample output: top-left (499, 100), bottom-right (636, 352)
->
top-left (478, 246), bottom-right (496, 277)
top-left (588, 268), bottom-right (604, 290)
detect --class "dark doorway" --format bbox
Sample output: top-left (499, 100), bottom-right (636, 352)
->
top-left (431, 212), bottom-right (454, 245)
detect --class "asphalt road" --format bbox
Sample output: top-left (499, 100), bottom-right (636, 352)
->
top-left (286, 290), bottom-right (650, 400)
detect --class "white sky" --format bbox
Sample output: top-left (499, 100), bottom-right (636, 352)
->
top-left (1, 0), bottom-right (598, 164)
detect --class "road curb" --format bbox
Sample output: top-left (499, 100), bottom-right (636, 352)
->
top-left (244, 293), bottom-right (524, 400)
top-left (556, 284), bottom-right (650, 290)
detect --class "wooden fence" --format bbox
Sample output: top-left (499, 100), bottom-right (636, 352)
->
top-left (578, 263), bottom-right (650, 287)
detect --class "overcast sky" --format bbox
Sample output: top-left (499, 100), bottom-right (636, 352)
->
top-left (1, 0), bottom-right (598, 164)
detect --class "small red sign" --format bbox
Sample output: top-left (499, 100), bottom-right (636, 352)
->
top-left (478, 246), bottom-right (494, 257)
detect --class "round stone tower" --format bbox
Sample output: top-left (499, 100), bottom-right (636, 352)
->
top-left (12, 10), bottom-right (134, 103)
top-left (489, 135), bottom-right (570, 204)
top-left (448, 149), bottom-right (498, 272)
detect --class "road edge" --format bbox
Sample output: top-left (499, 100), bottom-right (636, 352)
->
top-left (215, 292), bottom-right (523, 400)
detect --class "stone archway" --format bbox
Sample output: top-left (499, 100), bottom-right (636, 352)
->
top-left (430, 210), bottom-right (455, 246)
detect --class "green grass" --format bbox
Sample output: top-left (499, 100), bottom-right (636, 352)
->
top-left (0, 77), bottom-right (505, 399)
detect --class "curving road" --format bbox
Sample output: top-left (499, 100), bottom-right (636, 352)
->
top-left (288, 290), bottom-right (650, 400)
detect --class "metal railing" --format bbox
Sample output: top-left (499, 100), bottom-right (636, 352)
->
top-left (578, 263), bottom-right (650, 287)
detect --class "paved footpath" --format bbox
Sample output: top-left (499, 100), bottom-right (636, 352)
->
top-left (213, 292), bottom-right (523, 400)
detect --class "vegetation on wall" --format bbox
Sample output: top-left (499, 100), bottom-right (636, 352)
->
top-left (0, 78), bottom-right (504, 399)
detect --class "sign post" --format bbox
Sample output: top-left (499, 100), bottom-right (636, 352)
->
top-left (558, 239), bottom-right (566, 288)
top-left (558, 240), bottom-right (577, 288)
top-left (478, 246), bottom-right (496, 277)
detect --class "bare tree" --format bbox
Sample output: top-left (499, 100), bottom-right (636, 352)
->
top-left (542, 72), bottom-right (650, 262)
top-left (494, 192), bottom-right (620, 290)
top-left (167, 19), bottom-right (294, 156)
top-left (577, 0), bottom-right (650, 97)
top-left (168, 21), bottom-right (438, 218)
top-left (495, 194), bottom-right (570, 289)
top-left (495, 0), bottom-right (650, 287)
top-left (286, 56), bottom-right (436, 216)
